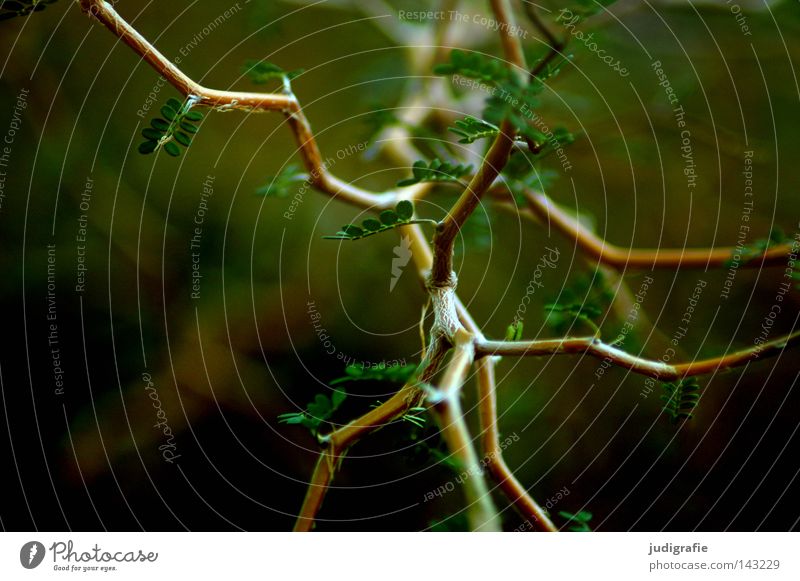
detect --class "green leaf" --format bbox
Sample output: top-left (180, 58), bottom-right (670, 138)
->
top-left (380, 210), bottom-right (399, 225)
top-left (323, 201), bottom-right (429, 241)
top-left (243, 59), bottom-right (304, 86)
top-left (151, 118), bottom-right (170, 131)
top-left (278, 389), bottom-right (347, 437)
top-left (395, 200), bottom-right (414, 220)
top-left (661, 378), bottom-right (702, 425)
top-left (160, 105), bottom-right (177, 121)
top-left (139, 96), bottom-right (205, 158)
top-left (448, 116), bottom-right (500, 144)
top-left (141, 128), bottom-right (163, 141)
top-left (173, 131), bottom-right (192, 147)
top-left (433, 49), bottom-right (510, 85)
top-left (329, 363), bottom-right (417, 386)
top-left (256, 164), bottom-right (307, 197)
top-left (559, 510), bottom-right (593, 532)
top-left (180, 121), bottom-right (199, 134)
top-left (505, 320), bottom-right (524, 341)
top-left (396, 159), bottom-right (472, 187)
top-left (138, 140), bottom-right (158, 155)
top-left (343, 224), bottom-right (364, 238)
top-left (362, 219), bottom-right (382, 232)
top-left (163, 141), bottom-right (181, 157)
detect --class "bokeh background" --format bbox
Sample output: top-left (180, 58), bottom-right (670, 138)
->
top-left (0, 0), bottom-right (799, 531)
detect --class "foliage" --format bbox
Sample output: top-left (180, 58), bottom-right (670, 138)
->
top-left (138, 97), bottom-right (203, 157)
top-left (502, 150), bottom-right (560, 201)
top-left (435, 49), bottom-right (575, 153)
top-left (448, 116), bottom-right (499, 144)
top-left (243, 59), bottom-right (303, 90)
top-left (561, 0), bottom-right (619, 19)
top-left (322, 200), bottom-right (429, 241)
top-left (396, 159), bottom-right (473, 187)
top-left (545, 302), bottom-right (602, 336)
top-left (731, 227), bottom-right (789, 266)
top-left (0, 0), bottom-right (56, 20)
top-left (544, 268), bottom-right (613, 335)
top-left (559, 510), bottom-right (593, 532)
top-left (401, 406), bottom-right (427, 428)
top-left (329, 362), bottom-right (417, 385)
top-left (256, 164), bottom-right (307, 197)
top-left (505, 320), bottom-right (524, 341)
top-left (277, 388), bottom-right (347, 437)
top-left (661, 378), bottom-right (701, 425)
top-left (433, 49), bottom-right (510, 83)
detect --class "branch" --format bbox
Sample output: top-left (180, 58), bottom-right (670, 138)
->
top-left (294, 382), bottom-right (425, 531)
top-left (476, 357), bottom-right (556, 530)
top-left (430, 0), bottom-right (527, 285)
top-left (427, 331), bottom-right (501, 531)
top-left (523, 189), bottom-right (793, 269)
top-left (77, 0), bottom-right (400, 209)
top-left (522, 1), bottom-right (566, 79)
top-left (474, 330), bottom-right (800, 381)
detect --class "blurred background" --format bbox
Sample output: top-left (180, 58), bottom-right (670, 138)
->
top-left (0, 0), bottom-right (799, 531)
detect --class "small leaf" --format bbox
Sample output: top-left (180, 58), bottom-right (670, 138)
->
top-left (163, 141), bottom-right (181, 157)
top-left (362, 218), bottom-right (382, 232)
top-left (395, 200), bottom-right (413, 220)
top-left (180, 121), bottom-right (199, 134)
top-left (396, 159), bottom-right (472, 187)
top-left (141, 128), bottom-right (163, 141)
top-left (138, 140), bottom-right (158, 155)
top-left (380, 210), bottom-right (399, 225)
top-left (331, 388), bottom-right (347, 409)
top-left (173, 131), bottom-right (192, 147)
top-left (160, 105), bottom-right (177, 121)
top-left (184, 111), bottom-right (203, 122)
top-left (151, 118), bottom-right (170, 131)
top-left (342, 224), bottom-right (364, 238)
top-left (165, 98), bottom-right (182, 112)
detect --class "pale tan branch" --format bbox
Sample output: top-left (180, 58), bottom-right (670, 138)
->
top-left (476, 357), bottom-right (556, 531)
top-left (427, 331), bottom-right (501, 531)
top-left (523, 189), bottom-right (793, 270)
top-left (78, 0), bottom-right (400, 209)
top-left (474, 330), bottom-right (800, 381)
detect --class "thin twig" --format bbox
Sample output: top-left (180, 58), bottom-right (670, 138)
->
top-left (474, 330), bottom-right (800, 381)
top-left (476, 357), bottom-right (557, 530)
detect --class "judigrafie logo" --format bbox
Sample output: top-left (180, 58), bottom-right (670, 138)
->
top-left (20, 541), bottom-right (46, 569)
